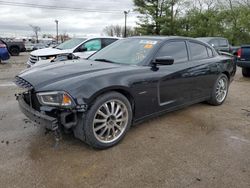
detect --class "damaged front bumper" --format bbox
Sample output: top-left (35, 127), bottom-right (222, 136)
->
top-left (16, 94), bottom-right (59, 130)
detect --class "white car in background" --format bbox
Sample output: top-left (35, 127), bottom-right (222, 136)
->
top-left (27, 37), bottom-right (119, 67)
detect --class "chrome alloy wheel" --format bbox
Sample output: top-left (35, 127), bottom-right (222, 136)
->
top-left (215, 77), bottom-right (228, 103)
top-left (93, 99), bottom-right (129, 143)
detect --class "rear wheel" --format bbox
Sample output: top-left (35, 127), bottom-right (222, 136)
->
top-left (83, 92), bottom-right (132, 149)
top-left (208, 74), bottom-right (229, 106)
top-left (242, 68), bottom-right (250, 77)
top-left (9, 46), bottom-right (20, 56)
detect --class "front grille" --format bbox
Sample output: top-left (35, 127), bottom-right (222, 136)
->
top-left (29, 55), bottom-right (39, 64)
top-left (14, 76), bottom-right (33, 90)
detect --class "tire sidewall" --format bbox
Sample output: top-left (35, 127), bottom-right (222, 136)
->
top-left (211, 74), bottom-right (229, 105)
top-left (242, 68), bottom-right (250, 77)
top-left (83, 92), bottom-right (132, 149)
top-left (10, 47), bottom-right (20, 56)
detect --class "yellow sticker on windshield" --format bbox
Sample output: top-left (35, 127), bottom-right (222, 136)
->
top-left (144, 44), bottom-right (153, 49)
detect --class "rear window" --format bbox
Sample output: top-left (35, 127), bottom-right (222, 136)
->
top-left (189, 42), bottom-right (209, 60)
top-left (219, 39), bottom-right (228, 47)
top-left (209, 39), bottom-right (219, 47)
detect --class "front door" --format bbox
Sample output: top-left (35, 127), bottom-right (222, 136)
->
top-left (153, 40), bottom-right (194, 109)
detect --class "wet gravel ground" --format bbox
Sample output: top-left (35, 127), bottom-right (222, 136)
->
top-left (0, 53), bottom-right (250, 188)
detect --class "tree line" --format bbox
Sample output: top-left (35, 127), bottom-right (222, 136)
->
top-left (103, 0), bottom-right (250, 45)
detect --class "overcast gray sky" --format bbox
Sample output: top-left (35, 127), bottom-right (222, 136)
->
top-left (0, 0), bottom-right (138, 38)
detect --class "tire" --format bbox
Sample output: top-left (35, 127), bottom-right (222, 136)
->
top-left (242, 68), bottom-right (250, 77)
top-left (9, 46), bottom-right (20, 56)
top-left (82, 92), bottom-right (132, 149)
top-left (207, 74), bottom-right (229, 106)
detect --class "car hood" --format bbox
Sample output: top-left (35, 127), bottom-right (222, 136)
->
top-left (30, 47), bottom-right (72, 56)
top-left (17, 60), bottom-right (125, 90)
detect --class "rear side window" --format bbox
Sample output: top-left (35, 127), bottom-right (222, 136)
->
top-left (102, 38), bottom-right (117, 47)
top-left (189, 42), bottom-right (209, 60)
top-left (156, 41), bottom-right (188, 63)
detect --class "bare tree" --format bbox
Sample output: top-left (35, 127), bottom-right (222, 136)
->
top-left (103, 25), bottom-right (139, 37)
top-left (103, 25), bottom-right (114, 36)
top-left (113, 25), bottom-right (123, 37)
top-left (29, 25), bottom-right (41, 43)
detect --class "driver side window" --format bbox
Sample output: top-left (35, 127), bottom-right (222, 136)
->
top-left (156, 41), bottom-right (188, 63)
top-left (82, 39), bottom-right (101, 51)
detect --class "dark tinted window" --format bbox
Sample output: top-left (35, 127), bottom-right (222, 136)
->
top-left (102, 38), bottom-right (117, 47)
top-left (189, 42), bottom-right (209, 60)
top-left (219, 39), bottom-right (228, 47)
top-left (156, 41), bottom-right (188, 63)
top-left (207, 47), bottom-right (213, 57)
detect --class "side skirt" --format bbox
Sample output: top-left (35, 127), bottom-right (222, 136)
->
top-left (133, 96), bottom-right (210, 125)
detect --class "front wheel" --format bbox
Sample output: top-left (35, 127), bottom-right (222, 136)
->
top-left (83, 92), bottom-right (132, 149)
top-left (242, 68), bottom-right (250, 77)
top-left (208, 74), bottom-right (229, 106)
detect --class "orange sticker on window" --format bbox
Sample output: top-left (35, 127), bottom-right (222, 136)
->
top-left (144, 44), bottom-right (153, 49)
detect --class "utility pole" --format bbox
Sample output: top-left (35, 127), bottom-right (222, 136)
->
top-left (124, 11), bottom-right (129, 38)
top-left (55, 20), bottom-right (59, 44)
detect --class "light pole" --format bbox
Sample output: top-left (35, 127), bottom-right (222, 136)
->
top-left (55, 20), bottom-right (59, 44)
top-left (124, 11), bottom-right (129, 38)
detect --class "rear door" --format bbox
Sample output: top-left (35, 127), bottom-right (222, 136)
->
top-left (187, 41), bottom-right (219, 99)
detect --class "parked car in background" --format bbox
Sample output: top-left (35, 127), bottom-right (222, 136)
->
top-left (197, 37), bottom-right (231, 53)
top-left (236, 45), bottom-right (250, 77)
top-left (0, 40), bottom-right (10, 63)
top-left (230, 45), bottom-right (240, 55)
top-left (16, 36), bottom-right (236, 149)
top-left (32, 43), bottom-right (46, 51)
top-left (25, 43), bottom-right (35, 52)
top-left (27, 37), bottom-right (119, 67)
top-left (1, 38), bottom-right (26, 56)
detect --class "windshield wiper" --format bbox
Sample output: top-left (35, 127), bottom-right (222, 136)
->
top-left (94, 58), bottom-right (116, 64)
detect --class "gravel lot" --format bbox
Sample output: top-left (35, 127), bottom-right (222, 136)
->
top-left (0, 53), bottom-right (250, 188)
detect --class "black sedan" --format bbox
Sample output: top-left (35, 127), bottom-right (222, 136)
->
top-left (15, 36), bottom-right (236, 149)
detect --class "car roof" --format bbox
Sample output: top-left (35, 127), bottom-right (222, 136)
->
top-left (84, 36), bottom-right (121, 40)
top-left (129, 36), bottom-right (205, 42)
top-left (196, 37), bottom-right (227, 41)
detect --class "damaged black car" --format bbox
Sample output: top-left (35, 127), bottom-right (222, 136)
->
top-left (15, 36), bottom-right (236, 149)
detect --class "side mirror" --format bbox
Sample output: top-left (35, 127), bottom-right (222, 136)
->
top-left (78, 46), bottom-right (87, 52)
top-left (153, 56), bottom-right (174, 66)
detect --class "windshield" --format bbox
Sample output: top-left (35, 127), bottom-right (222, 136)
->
top-left (89, 38), bottom-right (159, 65)
top-left (56, 38), bottom-right (86, 50)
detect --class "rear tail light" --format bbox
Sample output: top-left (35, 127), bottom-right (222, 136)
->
top-left (0, 44), bottom-right (6, 48)
top-left (237, 48), bottom-right (242, 58)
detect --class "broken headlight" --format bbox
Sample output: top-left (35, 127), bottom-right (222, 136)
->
top-left (36, 91), bottom-right (75, 107)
